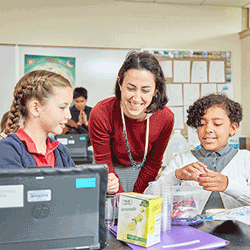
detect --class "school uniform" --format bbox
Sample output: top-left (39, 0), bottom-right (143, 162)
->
top-left (158, 145), bottom-right (250, 214)
top-left (0, 129), bottom-right (75, 169)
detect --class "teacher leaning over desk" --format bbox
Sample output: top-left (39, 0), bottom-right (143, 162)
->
top-left (89, 51), bottom-right (174, 194)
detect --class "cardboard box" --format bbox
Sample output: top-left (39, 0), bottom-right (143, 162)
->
top-left (117, 192), bottom-right (162, 248)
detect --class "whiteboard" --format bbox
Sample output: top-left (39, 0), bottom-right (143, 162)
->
top-left (0, 45), bottom-right (17, 120)
top-left (0, 45), bottom-right (133, 120)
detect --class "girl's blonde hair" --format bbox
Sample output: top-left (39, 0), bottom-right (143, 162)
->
top-left (5, 70), bottom-right (72, 135)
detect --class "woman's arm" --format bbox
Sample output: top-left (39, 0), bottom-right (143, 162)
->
top-left (89, 101), bottom-right (123, 193)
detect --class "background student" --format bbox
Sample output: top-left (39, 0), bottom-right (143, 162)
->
top-left (152, 93), bottom-right (250, 213)
top-left (0, 70), bottom-right (118, 194)
top-left (89, 51), bottom-right (174, 193)
top-left (63, 87), bottom-right (92, 135)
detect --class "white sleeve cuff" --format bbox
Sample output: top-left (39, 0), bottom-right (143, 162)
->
top-left (160, 170), bottom-right (182, 185)
top-left (224, 178), bottom-right (245, 198)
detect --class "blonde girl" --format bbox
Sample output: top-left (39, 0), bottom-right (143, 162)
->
top-left (0, 70), bottom-right (75, 169)
top-left (0, 70), bottom-right (118, 194)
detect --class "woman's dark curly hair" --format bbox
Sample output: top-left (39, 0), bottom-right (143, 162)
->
top-left (187, 93), bottom-right (243, 128)
top-left (115, 51), bottom-right (168, 113)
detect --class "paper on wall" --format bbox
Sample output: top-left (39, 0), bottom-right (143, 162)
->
top-left (201, 84), bottom-right (217, 97)
top-left (191, 61), bottom-right (207, 83)
top-left (217, 83), bottom-right (234, 99)
top-left (209, 61), bottom-right (225, 83)
top-left (183, 84), bottom-right (199, 105)
top-left (169, 107), bottom-right (184, 129)
top-left (173, 61), bottom-right (190, 83)
top-left (159, 60), bottom-right (172, 78)
top-left (167, 84), bottom-right (183, 106)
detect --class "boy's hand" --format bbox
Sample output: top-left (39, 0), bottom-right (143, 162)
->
top-left (198, 169), bottom-right (228, 192)
top-left (175, 161), bottom-right (207, 181)
top-left (67, 119), bottom-right (78, 128)
top-left (107, 173), bottom-right (119, 194)
top-left (81, 111), bottom-right (88, 126)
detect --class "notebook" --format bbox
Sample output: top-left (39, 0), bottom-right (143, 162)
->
top-left (55, 134), bottom-right (88, 160)
top-left (0, 164), bottom-right (108, 250)
top-left (109, 226), bottom-right (230, 250)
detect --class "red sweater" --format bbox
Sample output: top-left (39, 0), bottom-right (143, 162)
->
top-left (89, 97), bottom-right (174, 193)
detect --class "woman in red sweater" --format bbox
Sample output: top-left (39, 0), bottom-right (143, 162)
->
top-left (89, 51), bottom-right (174, 193)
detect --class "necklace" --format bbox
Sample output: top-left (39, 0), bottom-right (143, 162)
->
top-left (121, 106), bottom-right (149, 170)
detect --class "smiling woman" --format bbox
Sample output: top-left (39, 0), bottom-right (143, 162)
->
top-left (89, 51), bottom-right (174, 194)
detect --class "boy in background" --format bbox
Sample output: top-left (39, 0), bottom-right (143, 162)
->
top-left (63, 87), bottom-right (92, 135)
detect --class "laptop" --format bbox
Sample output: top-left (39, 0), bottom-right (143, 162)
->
top-left (55, 134), bottom-right (88, 158)
top-left (0, 164), bottom-right (108, 250)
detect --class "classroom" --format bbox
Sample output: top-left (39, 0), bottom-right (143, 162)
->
top-left (0, 0), bottom-right (250, 136)
top-left (0, 0), bottom-right (250, 249)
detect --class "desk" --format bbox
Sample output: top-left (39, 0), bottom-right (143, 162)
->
top-left (105, 220), bottom-right (250, 249)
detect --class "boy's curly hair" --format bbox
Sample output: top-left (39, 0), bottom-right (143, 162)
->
top-left (187, 93), bottom-right (243, 128)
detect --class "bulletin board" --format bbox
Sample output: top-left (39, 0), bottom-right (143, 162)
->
top-left (142, 49), bottom-right (232, 146)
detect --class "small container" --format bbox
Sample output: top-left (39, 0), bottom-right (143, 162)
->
top-left (163, 130), bottom-right (189, 166)
top-left (161, 184), bottom-right (173, 233)
top-left (172, 186), bottom-right (201, 226)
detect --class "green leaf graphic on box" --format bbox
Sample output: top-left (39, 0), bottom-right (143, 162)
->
top-left (140, 200), bottom-right (149, 207)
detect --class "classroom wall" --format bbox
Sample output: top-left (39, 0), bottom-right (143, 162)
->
top-left (0, 1), bottom-right (243, 133)
top-left (241, 35), bottom-right (250, 136)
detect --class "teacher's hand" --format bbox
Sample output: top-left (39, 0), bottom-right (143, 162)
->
top-left (107, 173), bottom-right (119, 194)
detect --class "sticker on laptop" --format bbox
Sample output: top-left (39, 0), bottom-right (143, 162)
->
top-left (0, 185), bottom-right (24, 208)
top-left (56, 138), bottom-right (68, 145)
top-left (76, 178), bottom-right (96, 188)
top-left (27, 190), bottom-right (51, 202)
top-left (68, 139), bottom-right (75, 144)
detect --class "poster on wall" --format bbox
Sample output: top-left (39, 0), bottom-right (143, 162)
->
top-left (24, 55), bottom-right (75, 86)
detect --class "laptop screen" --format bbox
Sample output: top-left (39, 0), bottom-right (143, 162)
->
top-left (55, 134), bottom-right (88, 158)
top-left (0, 165), bottom-right (108, 250)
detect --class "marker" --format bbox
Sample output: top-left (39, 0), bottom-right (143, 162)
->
top-left (162, 239), bottom-right (200, 248)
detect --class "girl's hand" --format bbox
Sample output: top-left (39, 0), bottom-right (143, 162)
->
top-left (175, 161), bottom-right (207, 181)
top-left (198, 169), bottom-right (228, 192)
top-left (107, 173), bottom-right (119, 194)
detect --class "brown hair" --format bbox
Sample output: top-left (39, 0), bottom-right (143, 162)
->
top-left (115, 51), bottom-right (168, 113)
top-left (187, 93), bottom-right (243, 128)
top-left (5, 70), bottom-right (72, 135)
top-left (0, 111), bottom-right (10, 133)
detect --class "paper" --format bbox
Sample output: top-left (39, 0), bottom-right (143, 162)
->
top-left (183, 106), bottom-right (189, 123)
top-left (167, 84), bottom-right (183, 106)
top-left (0, 185), bottom-right (24, 208)
top-left (203, 206), bottom-right (250, 226)
top-left (217, 83), bottom-right (234, 99)
top-left (201, 84), bottom-right (217, 97)
top-left (191, 61), bottom-right (207, 83)
top-left (209, 61), bottom-right (225, 83)
top-left (183, 84), bottom-right (199, 105)
top-left (109, 226), bottom-right (230, 250)
top-left (173, 61), bottom-right (190, 83)
top-left (160, 60), bottom-right (172, 78)
top-left (169, 107), bottom-right (184, 129)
